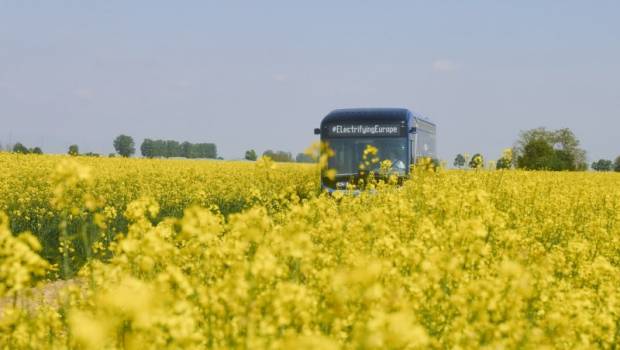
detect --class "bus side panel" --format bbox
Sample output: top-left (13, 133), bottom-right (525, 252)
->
top-left (415, 129), bottom-right (437, 160)
top-left (410, 133), bottom-right (417, 167)
top-left (416, 130), bottom-right (428, 159)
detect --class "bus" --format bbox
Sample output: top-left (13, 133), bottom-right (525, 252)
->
top-left (314, 108), bottom-right (436, 192)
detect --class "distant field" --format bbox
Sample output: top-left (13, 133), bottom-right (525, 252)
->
top-left (1, 153), bottom-right (620, 349)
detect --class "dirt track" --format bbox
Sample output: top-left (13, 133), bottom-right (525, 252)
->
top-left (0, 279), bottom-right (83, 316)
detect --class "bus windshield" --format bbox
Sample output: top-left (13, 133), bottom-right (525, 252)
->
top-left (326, 137), bottom-right (407, 175)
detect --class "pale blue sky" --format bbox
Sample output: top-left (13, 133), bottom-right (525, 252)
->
top-left (1, 1), bottom-right (619, 161)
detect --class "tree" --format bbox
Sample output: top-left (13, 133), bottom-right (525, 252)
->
top-left (164, 140), bottom-right (181, 157)
top-left (141, 139), bottom-right (217, 158)
top-left (496, 149), bottom-right (513, 170)
top-left (113, 135), bottom-right (135, 157)
top-left (295, 153), bottom-right (315, 163)
top-left (181, 141), bottom-right (193, 158)
top-left (615, 156), bottom-right (620, 172)
top-left (516, 134), bottom-right (585, 171)
top-left (68, 144), bottom-right (79, 156)
top-left (469, 153), bottom-right (484, 169)
top-left (592, 159), bottom-right (613, 172)
top-left (554, 128), bottom-right (587, 169)
top-left (12, 143), bottom-right (29, 154)
top-left (453, 154), bottom-right (466, 168)
top-left (517, 139), bottom-right (555, 170)
top-left (514, 128), bottom-right (588, 170)
top-left (496, 158), bottom-right (510, 170)
top-left (141, 139), bottom-right (155, 158)
top-left (263, 150), bottom-right (293, 162)
top-left (552, 149), bottom-right (576, 171)
top-left (278, 151), bottom-right (293, 162)
top-left (194, 143), bottom-right (217, 158)
top-left (152, 140), bottom-right (165, 157)
top-left (245, 149), bottom-right (257, 161)
top-left (30, 147), bottom-right (43, 155)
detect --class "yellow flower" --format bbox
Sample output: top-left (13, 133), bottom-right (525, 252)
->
top-left (0, 153), bottom-right (619, 349)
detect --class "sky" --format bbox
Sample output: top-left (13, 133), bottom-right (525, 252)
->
top-left (1, 1), bottom-right (619, 161)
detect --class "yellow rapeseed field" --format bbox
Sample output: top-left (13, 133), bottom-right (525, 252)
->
top-left (1, 153), bottom-right (620, 349)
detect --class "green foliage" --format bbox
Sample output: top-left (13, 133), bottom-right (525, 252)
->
top-left (453, 153), bottom-right (466, 168)
top-left (245, 149), bottom-right (257, 161)
top-left (191, 143), bottom-right (217, 158)
top-left (496, 149), bottom-right (513, 170)
top-left (12, 142), bottom-right (29, 154)
top-left (12, 143), bottom-right (43, 155)
top-left (592, 159), bottom-right (613, 172)
top-left (140, 138), bottom-right (155, 158)
top-left (68, 144), bottom-right (79, 156)
top-left (295, 152), bottom-right (315, 163)
top-left (515, 128), bottom-right (587, 170)
top-left (469, 153), bottom-right (484, 169)
top-left (516, 136), bottom-right (586, 171)
top-left (615, 156), bottom-right (620, 172)
top-left (113, 135), bottom-right (136, 157)
top-left (140, 138), bottom-right (216, 158)
top-left (551, 149), bottom-right (576, 171)
top-left (517, 139), bottom-right (555, 170)
top-left (263, 149), bottom-right (294, 162)
top-left (496, 158), bottom-right (510, 169)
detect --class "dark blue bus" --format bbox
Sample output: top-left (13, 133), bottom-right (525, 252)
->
top-left (314, 108), bottom-right (436, 192)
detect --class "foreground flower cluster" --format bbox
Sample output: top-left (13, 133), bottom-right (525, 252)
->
top-left (1, 154), bottom-right (620, 349)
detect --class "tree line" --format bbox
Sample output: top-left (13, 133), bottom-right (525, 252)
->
top-left (4, 142), bottom-right (43, 155)
top-left (1, 136), bottom-right (316, 163)
top-left (453, 127), bottom-right (620, 171)
top-left (2, 127), bottom-right (616, 170)
top-left (243, 149), bottom-right (315, 163)
top-left (110, 135), bottom-right (219, 159)
top-left (591, 158), bottom-right (620, 172)
top-left (140, 139), bottom-right (217, 159)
